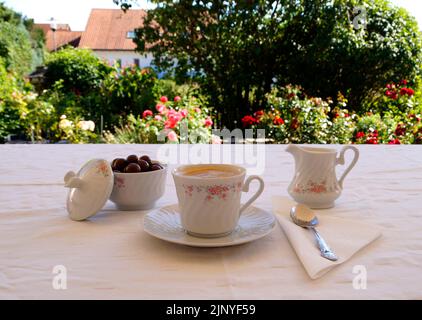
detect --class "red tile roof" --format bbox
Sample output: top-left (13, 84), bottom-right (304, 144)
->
top-left (34, 24), bottom-right (81, 52)
top-left (45, 30), bottom-right (82, 52)
top-left (79, 9), bottom-right (147, 51)
top-left (34, 23), bottom-right (72, 34)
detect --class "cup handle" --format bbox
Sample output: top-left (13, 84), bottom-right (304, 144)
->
top-left (239, 175), bottom-right (265, 214)
top-left (336, 146), bottom-right (359, 189)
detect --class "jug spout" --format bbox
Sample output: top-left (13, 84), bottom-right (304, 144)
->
top-left (286, 144), bottom-right (303, 159)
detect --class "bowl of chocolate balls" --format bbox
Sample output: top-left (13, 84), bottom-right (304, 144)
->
top-left (109, 154), bottom-right (167, 210)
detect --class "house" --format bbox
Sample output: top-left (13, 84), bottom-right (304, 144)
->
top-left (78, 9), bottom-right (153, 68)
top-left (34, 24), bottom-right (82, 52)
top-left (36, 9), bottom-right (152, 68)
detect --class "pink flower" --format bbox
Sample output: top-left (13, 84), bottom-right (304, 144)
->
top-left (180, 109), bottom-right (188, 117)
top-left (160, 96), bottom-right (168, 103)
top-left (142, 109), bottom-right (153, 118)
top-left (174, 96), bottom-right (181, 102)
top-left (195, 107), bottom-right (201, 114)
top-left (154, 115), bottom-right (162, 121)
top-left (211, 135), bottom-right (222, 144)
top-left (204, 117), bottom-right (213, 127)
top-left (167, 130), bottom-right (178, 142)
top-left (156, 104), bottom-right (167, 114)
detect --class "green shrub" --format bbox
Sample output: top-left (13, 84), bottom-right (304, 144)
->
top-left (99, 65), bottom-right (157, 127)
top-left (44, 48), bottom-right (111, 94)
top-left (0, 59), bottom-right (24, 141)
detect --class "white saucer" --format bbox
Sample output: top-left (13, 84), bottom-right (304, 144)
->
top-left (143, 204), bottom-right (276, 247)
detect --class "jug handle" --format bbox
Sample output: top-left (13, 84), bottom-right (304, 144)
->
top-left (336, 146), bottom-right (359, 189)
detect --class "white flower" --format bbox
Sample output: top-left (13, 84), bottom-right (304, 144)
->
top-left (77, 120), bottom-right (95, 131)
top-left (60, 115), bottom-right (67, 120)
top-left (86, 120), bottom-right (95, 132)
top-left (59, 119), bottom-right (73, 129)
top-left (26, 92), bottom-right (38, 101)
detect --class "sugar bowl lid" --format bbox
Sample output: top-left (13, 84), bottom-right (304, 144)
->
top-left (64, 159), bottom-right (113, 221)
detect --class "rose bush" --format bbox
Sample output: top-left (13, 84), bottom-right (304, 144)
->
top-left (241, 86), bottom-right (355, 144)
top-left (104, 95), bottom-right (217, 144)
top-left (241, 83), bottom-right (422, 144)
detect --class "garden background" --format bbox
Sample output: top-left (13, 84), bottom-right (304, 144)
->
top-left (1, 0), bottom-right (422, 144)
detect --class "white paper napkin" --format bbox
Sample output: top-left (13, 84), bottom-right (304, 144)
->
top-left (272, 196), bottom-right (382, 279)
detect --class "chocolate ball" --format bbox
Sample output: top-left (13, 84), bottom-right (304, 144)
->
top-left (138, 159), bottom-right (150, 172)
top-left (150, 164), bottom-right (163, 171)
top-left (124, 163), bottom-right (141, 173)
top-left (111, 158), bottom-right (128, 172)
top-left (126, 154), bottom-right (139, 163)
top-left (140, 155), bottom-right (152, 165)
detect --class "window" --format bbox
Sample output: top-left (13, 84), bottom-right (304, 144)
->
top-left (126, 31), bottom-right (136, 39)
top-left (134, 58), bottom-right (140, 67)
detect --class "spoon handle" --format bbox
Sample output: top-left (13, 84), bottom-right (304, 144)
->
top-left (310, 227), bottom-right (338, 261)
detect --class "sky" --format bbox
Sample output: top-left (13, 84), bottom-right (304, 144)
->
top-left (2, 0), bottom-right (154, 31)
top-left (2, 0), bottom-right (422, 31)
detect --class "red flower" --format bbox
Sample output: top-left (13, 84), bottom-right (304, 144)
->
top-left (366, 137), bottom-right (378, 144)
top-left (164, 119), bottom-right (178, 129)
top-left (356, 131), bottom-right (365, 139)
top-left (174, 96), bottom-right (181, 102)
top-left (388, 139), bottom-right (401, 145)
top-left (398, 87), bottom-right (414, 97)
top-left (160, 96), bottom-right (168, 103)
top-left (142, 109), bottom-right (153, 118)
top-left (273, 117), bottom-right (285, 125)
top-left (241, 115), bottom-right (257, 127)
top-left (395, 124), bottom-right (406, 136)
top-left (287, 93), bottom-right (296, 100)
top-left (290, 118), bottom-right (299, 130)
top-left (334, 113), bottom-right (340, 118)
top-left (254, 110), bottom-right (264, 118)
top-left (406, 88), bottom-right (415, 96)
top-left (401, 80), bottom-right (408, 86)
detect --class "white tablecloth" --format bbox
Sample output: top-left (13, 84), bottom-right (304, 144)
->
top-left (0, 144), bottom-right (421, 299)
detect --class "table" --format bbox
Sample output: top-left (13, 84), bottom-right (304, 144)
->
top-left (0, 144), bottom-right (421, 299)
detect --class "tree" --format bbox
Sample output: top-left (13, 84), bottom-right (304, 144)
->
top-left (275, 0), bottom-right (422, 111)
top-left (116, 0), bottom-right (422, 126)
top-left (0, 3), bottom-right (46, 75)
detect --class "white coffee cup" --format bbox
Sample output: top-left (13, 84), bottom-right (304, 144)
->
top-left (172, 164), bottom-right (264, 238)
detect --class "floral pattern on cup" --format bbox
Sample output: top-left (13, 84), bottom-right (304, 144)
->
top-left (293, 180), bottom-right (331, 194)
top-left (182, 182), bottom-right (242, 201)
top-left (97, 161), bottom-right (110, 177)
top-left (115, 176), bottom-right (125, 188)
